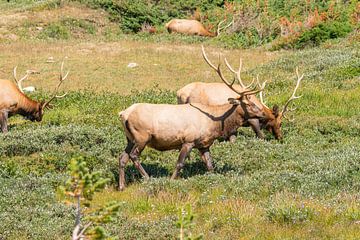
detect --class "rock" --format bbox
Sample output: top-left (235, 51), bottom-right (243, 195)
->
top-left (127, 62), bottom-right (138, 68)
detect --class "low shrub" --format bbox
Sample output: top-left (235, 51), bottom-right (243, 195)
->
top-left (38, 23), bottom-right (70, 40)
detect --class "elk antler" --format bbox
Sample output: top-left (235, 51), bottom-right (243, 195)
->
top-left (216, 17), bottom-right (234, 36)
top-left (201, 45), bottom-right (264, 98)
top-left (281, 67), bottom-right (303, 116)
top-left (42, 61), bottom-right (69, 109)
top-left (223, 55), bottom-right (255, 89)
top-left (256, 75), bottom-right (269, 109)
top-left (13, 67), bottom-right (39, 93)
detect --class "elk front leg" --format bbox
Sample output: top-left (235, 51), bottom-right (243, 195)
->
top-left (0, 111), bottom-right (9, 133)
top-left (199, 148), bottom-right (214, 171)
top-left (118, 141), bottom-right (134, 191)
top-left (248, 118), bottom-right (264, 139)
top-left (229, 131), bottom-right (238, 143)
top-left (129, 143), bottom-right (150, 180)
top-left (171, 143), bottom-right (194, 180)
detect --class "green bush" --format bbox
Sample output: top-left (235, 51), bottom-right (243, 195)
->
top-left (38, 23), bottom-right (70, 39)
top-left (266, 204), bottom-right (316, 224)
top-left (294, 21), bottom-right (353, 49)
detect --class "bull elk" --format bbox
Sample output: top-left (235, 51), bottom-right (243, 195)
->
top-left (0, 61), bottom-right (69, 133)
top-left (177, 45), bottom-right (304, 140)
top-left (117, 65), bottom-right (267, 191)
top-left (165, 18), bottom-right (233, 37)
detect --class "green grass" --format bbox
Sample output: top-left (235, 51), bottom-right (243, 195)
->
top-left (0, 36), bottom-right (360, 239)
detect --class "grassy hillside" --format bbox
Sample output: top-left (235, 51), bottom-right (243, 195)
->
top-left (0, 1), bottom-right (360, 239)
top-left (1, 1), bottom-right (359, 48)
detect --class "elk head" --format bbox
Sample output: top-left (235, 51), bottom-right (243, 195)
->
top-left (201, 45), bottom-right (303, 140)
top-left (257, 68), bottom-right (304, 139)
top-left (13, 61), bottom-right (69, 122)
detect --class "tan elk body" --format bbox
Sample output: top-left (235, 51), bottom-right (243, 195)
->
top-left (0, 62), bottom-right (69, 133)
top-left (165, 19), bottom-right (232, 37)
top-left (118, 89), bottom-right (262, 190)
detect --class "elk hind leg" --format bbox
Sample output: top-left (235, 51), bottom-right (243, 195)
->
top-left (118, 140), bottom-right (134, 191)
top-left (129, 143), bottom-right (150, 180)
top-left (171, 143), bottom-right (194, 180)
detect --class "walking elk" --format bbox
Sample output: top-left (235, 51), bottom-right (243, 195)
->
top-left (117, 54), bottom-right (267, 190)
top-left (177, 45), bottom-right (304, 140)
top-left (0, 61), bottom-right (69, 133)
top-left (165, 18), bottom-right (233, 37)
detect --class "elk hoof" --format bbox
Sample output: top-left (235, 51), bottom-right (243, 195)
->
top-left (229, 135), bottom-right (236, 143)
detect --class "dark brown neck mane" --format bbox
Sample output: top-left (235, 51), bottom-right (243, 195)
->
top-left (16, 93), bottom-right (40, 117)
top-left (190, 103), bottom-right (247, 139)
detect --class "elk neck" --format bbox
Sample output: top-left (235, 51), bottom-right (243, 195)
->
top-left (204, 29), bottom-right (216, 37)
top-left (16, 93), bottom-right (40, 117)
top-left (190, 103), bottom-right (246, 139)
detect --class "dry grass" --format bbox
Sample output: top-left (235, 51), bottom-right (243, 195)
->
top-left (0, 40), bottom-right (280, 94)
top-left (91, 187), bottom-right (360, 239)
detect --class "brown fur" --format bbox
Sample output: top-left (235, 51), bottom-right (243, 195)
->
top-left (0, 79), bottom-right (44, 133)
top-left (165, 19), bottom-right (216, 37)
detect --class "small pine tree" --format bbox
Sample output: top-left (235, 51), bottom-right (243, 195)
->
top-left (176, 204), bottom-right (203, 240)
top-left (58, 157), bottom-right (120, 240)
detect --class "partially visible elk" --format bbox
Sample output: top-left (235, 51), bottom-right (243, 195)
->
top-left (117, 56), bottom-right (266, 190)
top-left (165, 18), bottom-right (233, 37)
top-left (0, 62), bottom-right (69, 133)
top-left (177, 45), bottom-right (304, 140)
top-left (141, 22), bottom-right (156, 34)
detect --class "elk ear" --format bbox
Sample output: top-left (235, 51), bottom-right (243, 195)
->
top-left (228, 97), bottom-right (242, 105)
top-left (228, 97), bottom-right (251, 106)
top-left (273, 105), bottom-right (280, 117)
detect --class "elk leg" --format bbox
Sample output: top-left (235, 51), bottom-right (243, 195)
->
top-left (199, 148), bottom-right (214, 171)
top-left (171, 143), bottom-right (194, 180)
top-left (0, 111), bottom-right (8, 133)
top-left (129, 144), bottom-right (150, 180)
top-left (118, 141), bottom-right (134, 191)
top-left (248, 119), bottom-right (264, 139)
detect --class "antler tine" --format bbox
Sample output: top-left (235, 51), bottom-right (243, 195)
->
top-left (245, 76), bottom-right (255, 89)
top-left (55, 93), bottom-right (68, 98)
top-left (224, 55), bottom-right (256, 89)
top-left (239, 83), bottom-right (265, 98)
top-left (201, 45), bottom-right (218, 71)
top-left (216, 17), bottom-right (234, 36)
top-left (13, 66), bottom-right (31, 93)
top-left (42, 60), bottom-right (70, 109)
top-left (281, 67), bottom-right (304, 116)
top-left (202, 45), bottom-right (244, 95)
top-left (256, 75), bottom-right (269, 109)
top-left (224, 56), bottom-right (246, 88)
top-left (13, 66), bottom-right (18, 84)
top-left (202, 45), bottom-right (264, 98)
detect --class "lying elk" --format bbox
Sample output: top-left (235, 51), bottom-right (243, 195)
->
top-left (0, 62), bottom-right (69, 133)
top-left (118, 68), bottom-right (266, 190)
top-left (177, 46), bottom-right (304, 140)
top-left (165, 18), bottom-right (233, 37)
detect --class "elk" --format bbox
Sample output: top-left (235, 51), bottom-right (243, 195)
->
top-left (165, 18), bottom-right (233, 37)
top-left (0, 62), bottom-right (69, 133)
top-left (177, 45), bottom-right (304, 140)
top-left (117, 63), bottom-right (267, 191)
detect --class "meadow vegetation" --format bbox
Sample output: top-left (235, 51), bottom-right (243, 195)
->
top-left (0, 1), bottom-right (360, 239)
